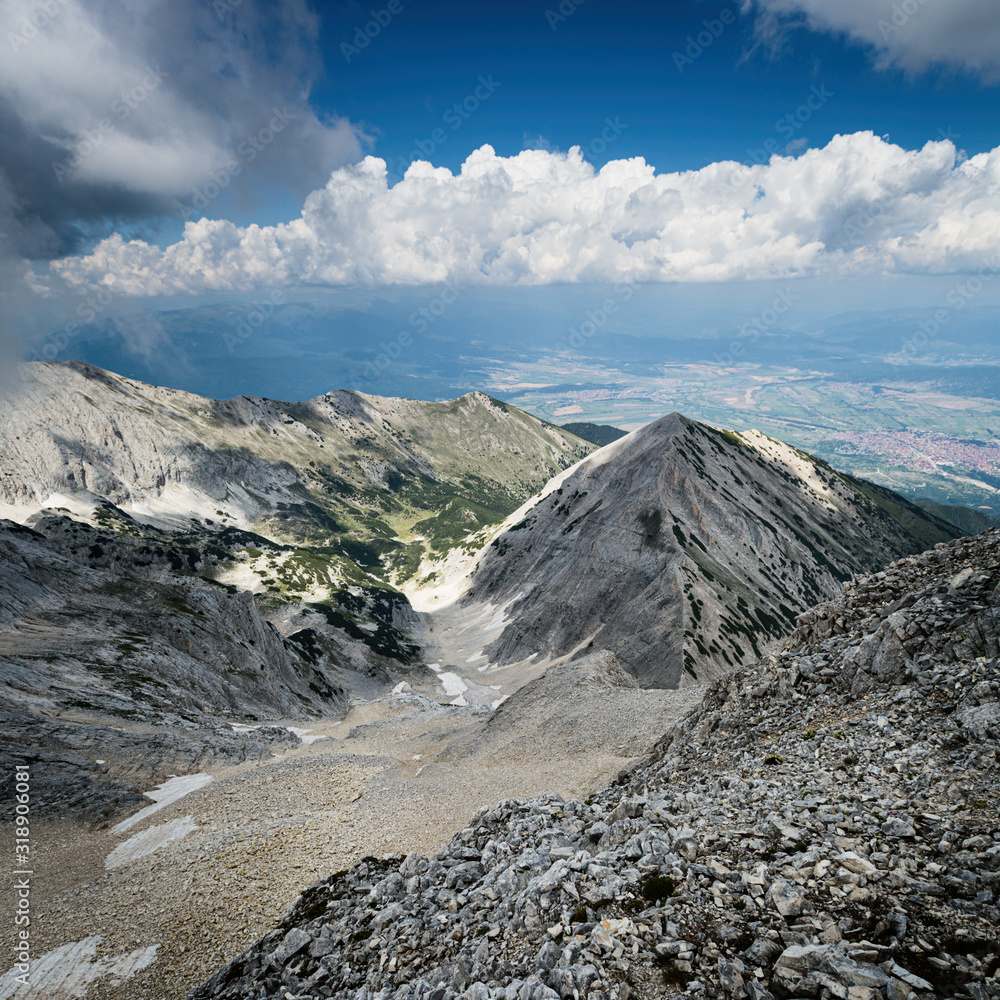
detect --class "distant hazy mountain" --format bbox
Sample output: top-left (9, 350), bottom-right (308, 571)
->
top-left (915, 499), bottom-right (998, 534)
top-left (464, 414), bottom-right (961, 687)
top-left (559, 421), bottom-right (628, 447)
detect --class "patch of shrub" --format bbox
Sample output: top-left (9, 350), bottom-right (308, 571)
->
top-left (640, 875), bottom-right (677, 903)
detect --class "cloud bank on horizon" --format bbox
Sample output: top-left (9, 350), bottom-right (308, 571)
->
top-left (6, 0), bottom-right (1000, 303)
top-left (38, 131), bottom-right (1000, 294)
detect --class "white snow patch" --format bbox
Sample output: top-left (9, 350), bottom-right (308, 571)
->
top-left (0, 935), bottom-right (157, 998)
top-left (112, 773), bottom-right (213, 834)
top-left (0, 491), bottom-right (102, 526)
top-left (465, 651), bottom-right (486, 663)
top-left (740, 429), bottom-right (838, 507)
top-left (288, 727), bottom-right (330, 746)
top-left (229, 723), bottom-right (260, 733)
top-left (106, 816), bottom-right (197, 870)
top-left (392, 681), bottom-right (414, 695)
top-left (122, 482), bottom-right (255, 531)
top-left (426, 662), bottom-right (443, 673)
top-left (438, 672), bottom-right (468, 698)
top-left (95, 760), bottom-right (105, 764)
top-left (404, 436), bottom-right (631, 612)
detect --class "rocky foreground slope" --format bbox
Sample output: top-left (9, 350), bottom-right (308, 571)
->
top-left (465, 413), bottom-right (958, 687)
top-left (193, 529), bottom-right (999, 1000)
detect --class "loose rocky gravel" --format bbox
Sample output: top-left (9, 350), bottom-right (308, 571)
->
top-left (190, 530), bottom-right (1000, 1000)
top-left (0, 671), bottom-right (696, 1000)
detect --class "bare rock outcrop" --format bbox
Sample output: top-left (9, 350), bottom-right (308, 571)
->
top-left (191, 529), bottom-right (1000, 1000)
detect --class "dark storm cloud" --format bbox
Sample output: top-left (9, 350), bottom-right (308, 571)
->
top-left (0, 0), bottom-right (366, 260)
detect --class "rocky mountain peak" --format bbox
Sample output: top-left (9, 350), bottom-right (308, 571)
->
top-left (460, 412), bottom-right (959, 688)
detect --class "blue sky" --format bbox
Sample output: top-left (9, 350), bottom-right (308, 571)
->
top-left (315, 0), bottom-right (998, 198)
top-left (2, 0), bottom-right (999, 378)
top-left (192, 0), bottom-right (1000, 231)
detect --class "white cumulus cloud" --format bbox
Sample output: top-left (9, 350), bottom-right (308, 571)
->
top-left (741, 0), bottom-right (1000, 81)
top-left (42, 132), bottom-right (1000, 295)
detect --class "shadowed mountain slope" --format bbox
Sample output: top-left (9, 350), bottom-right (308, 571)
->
top-left (560, 422), bottom-right (628, 447)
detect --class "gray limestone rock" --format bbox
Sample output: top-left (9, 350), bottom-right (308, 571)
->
top-left (190, 531), bottom-right (1000, 1000)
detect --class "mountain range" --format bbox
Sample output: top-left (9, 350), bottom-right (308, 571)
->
top-left (43, 295), bottom-right (1000, 510)
top-left (0, 360), bottom-right (988, 1000)
top-left (0, 360), bottom-right (593, 583)
top-left (0, 361), bottom-right (963, 820)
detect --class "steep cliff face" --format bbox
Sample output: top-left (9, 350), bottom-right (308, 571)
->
top-left (0, 517), bottom-right (346, 723)
top-left (464, 414), bottom-right (960, 687)
top-left (0, 514), bottom-right (353, 821)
